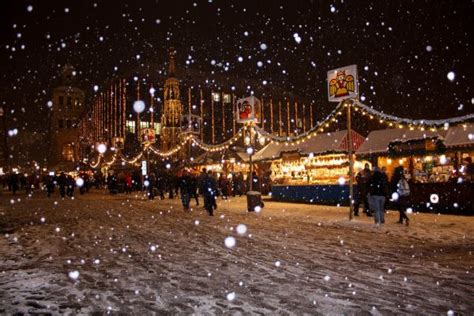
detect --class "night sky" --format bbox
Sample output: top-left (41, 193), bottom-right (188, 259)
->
top-left (0, 0), bottom-right (473, 135)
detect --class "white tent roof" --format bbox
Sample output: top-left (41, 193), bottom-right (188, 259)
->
top-left (253, 142), bottom-right (283, 161)
top-left (254, 130), bottom-right (363, 161)
top-left (356, 128), bottom-right (441, 155)
top-left (282, 130), bottom-right (353, 155)
top-left (444, 123), bottom-right (474, 148)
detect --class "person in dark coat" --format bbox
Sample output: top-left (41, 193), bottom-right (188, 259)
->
top-left (218, 174), bottom-right (231, 200)
top-left (108, 174), bottom-right (118, 194)
top-left (79, 172), bottom-right (87, 195)
top-left (202, 170), bottom-right (218, 216)
top-left (368, 166), bottom-right (388, 225)
top-left (156, 171), bottom-right (165, 199)
top-left (232, 172), bottom-right (244, 197)
top-left (251, 172), bottom-right (260, 191)
top-left (57, 172), bottom-right (67, 198)
top-left (9, 173), bottom-right (19, 195)
top-left (354, 163), bottom-right (372, 217)
top-left (189, 173), bottom-right (199, 206)
top-left (178, 170), bottom-right (193, 211)
top-left (197, 168), bottom-right (207, 198)
top-left (390, 166), bottom-right (410, 226)
top-left (147, 173), bottom-right (156, 200)
top-left (45, 175), bottom-right (55, 197)
top-left (66, 175), bottom-right (75, 197)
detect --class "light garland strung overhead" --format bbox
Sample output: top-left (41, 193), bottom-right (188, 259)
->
top-left (353, 101), bottom-right (474, 131)
top-left (85, 98), bottom-right (473, 169)
top-left (89, 155), bottom-right (102, 169)
top-left (255, 100), bottom-right (346, 144)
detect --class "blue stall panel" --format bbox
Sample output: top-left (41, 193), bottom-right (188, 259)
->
top-left (271, 184), bottom-right (357, 206)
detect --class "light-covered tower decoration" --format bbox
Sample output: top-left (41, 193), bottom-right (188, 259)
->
top-left (160, 47), bottom-right (183, 152)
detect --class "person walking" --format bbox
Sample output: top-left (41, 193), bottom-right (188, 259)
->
top-left (354, 163), bottom-right (371, 217)
top-left (391, 166), bottom-right (410, 226)
top-left (368, 166), bottom-right (388, 226)
top-left (218, 174), bottom-right (230, 200)
top-left (45, 174), bottom-right (55, 197)
top-left (58, 172), bottom-right (67, 198)
top-left (197, 168), bottom-right (207, 199)
top-left (9, 172), bottom-right (19, 195)
top-left (66, 174), bottom-right (75, 197)
top-left (124, 173), bottom-right (132, 194)
top-left (178, 170), bottom-right (193, 211)
top-left (202, 170), bottom-right (218, 216)
top-left (147, 173), bottom-right (156, 200)
top-left (189, 173), bottom-right (199, 206)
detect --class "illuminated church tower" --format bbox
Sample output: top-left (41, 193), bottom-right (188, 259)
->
top-left (160, 48), bottom-right (183, 152)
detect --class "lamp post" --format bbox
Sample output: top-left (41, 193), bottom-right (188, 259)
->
top-left (245, 123), bottom-right (256, 191)
top-left (247, 143), bottom-right (254, 191)
top-left (0, 106), bottom-right (10, 172)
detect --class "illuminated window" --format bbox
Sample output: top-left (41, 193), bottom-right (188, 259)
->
top-left (223, 93), bottom-right (231, 103)
top-left (126, 120), bottom-right (136, 133)
top-left (212, 92), bottom-right (221, 102)
top-left (154, 123), bottom-right (161, 135)
top-left (62, 144), bottom-right (74, 161)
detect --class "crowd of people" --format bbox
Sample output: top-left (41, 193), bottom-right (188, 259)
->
top-left (138, 169), bottom-right (260, 216)
top-left (1, 171), bottom-right (99, 198)
top-left (1, 168), bottom-right (267, 218)
top-left (354, 163), bottom-right (411, 226)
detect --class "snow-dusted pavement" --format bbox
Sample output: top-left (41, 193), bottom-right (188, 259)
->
top-left (0, 189), bottom-right (473, 314)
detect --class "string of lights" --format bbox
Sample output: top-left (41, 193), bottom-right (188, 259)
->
top-left (85, 99), bottom-right (473, 169)
top-left (89, 155), bottom-right (102, 169)
top-left (254, 100), bottom-right (346, 145)
top-left (352, 101), bottom-right (474, 131)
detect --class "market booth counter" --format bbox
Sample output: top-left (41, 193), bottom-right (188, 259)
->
top-left (356, 125), bottom-right (474, 214)
top-left (255, 130), bottom-right (368, 205)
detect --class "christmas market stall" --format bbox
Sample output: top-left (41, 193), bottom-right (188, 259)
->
top-left (356, 124), bottom-right (474, 213)
top-left (192, 149), bottom-right (249, 177)
top-left (254, 129), bottom-right (368, 205)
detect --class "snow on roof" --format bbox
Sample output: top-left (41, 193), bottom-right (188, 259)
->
top-left (283, 130), bottom-right (355, 155)
top-left (254, 130), bottom-right (364, 161)
top-left (356, 128), bottom-right (441, 155)
top-left (253, 142), bottom-right (283, 161)
top-left (444, 123), bottom-right (474, 148)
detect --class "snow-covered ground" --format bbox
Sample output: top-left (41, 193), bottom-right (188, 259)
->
top-left (0, 189), bottom-right (473, 314)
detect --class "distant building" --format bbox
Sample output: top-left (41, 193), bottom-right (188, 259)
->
top-left (48, 65), bottom-right (85, 170)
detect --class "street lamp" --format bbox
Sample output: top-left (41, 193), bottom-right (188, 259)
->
top-left (97, 143), bottom-right (107, 154)
top-left (0, 106), bottom-right (10, 172)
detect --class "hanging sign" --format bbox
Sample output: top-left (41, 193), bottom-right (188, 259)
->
top-left (327, 65), bottom-right (358, 102)
top-left (141, 160), bottom-right (147, 176)
top-left (236, 96), bottom-right (261, 123)
top-left (180, 114), bottom-right (201, 134)
top-left (140, 128), bottom-right (156, 145)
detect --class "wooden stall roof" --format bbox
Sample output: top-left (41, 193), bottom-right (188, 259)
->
top-left (253, 129), bottom-right (365, 161)
top-left (444, 123), bottom-right (474, 148)
top-left (356, 128), bottom-right (443, 155)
